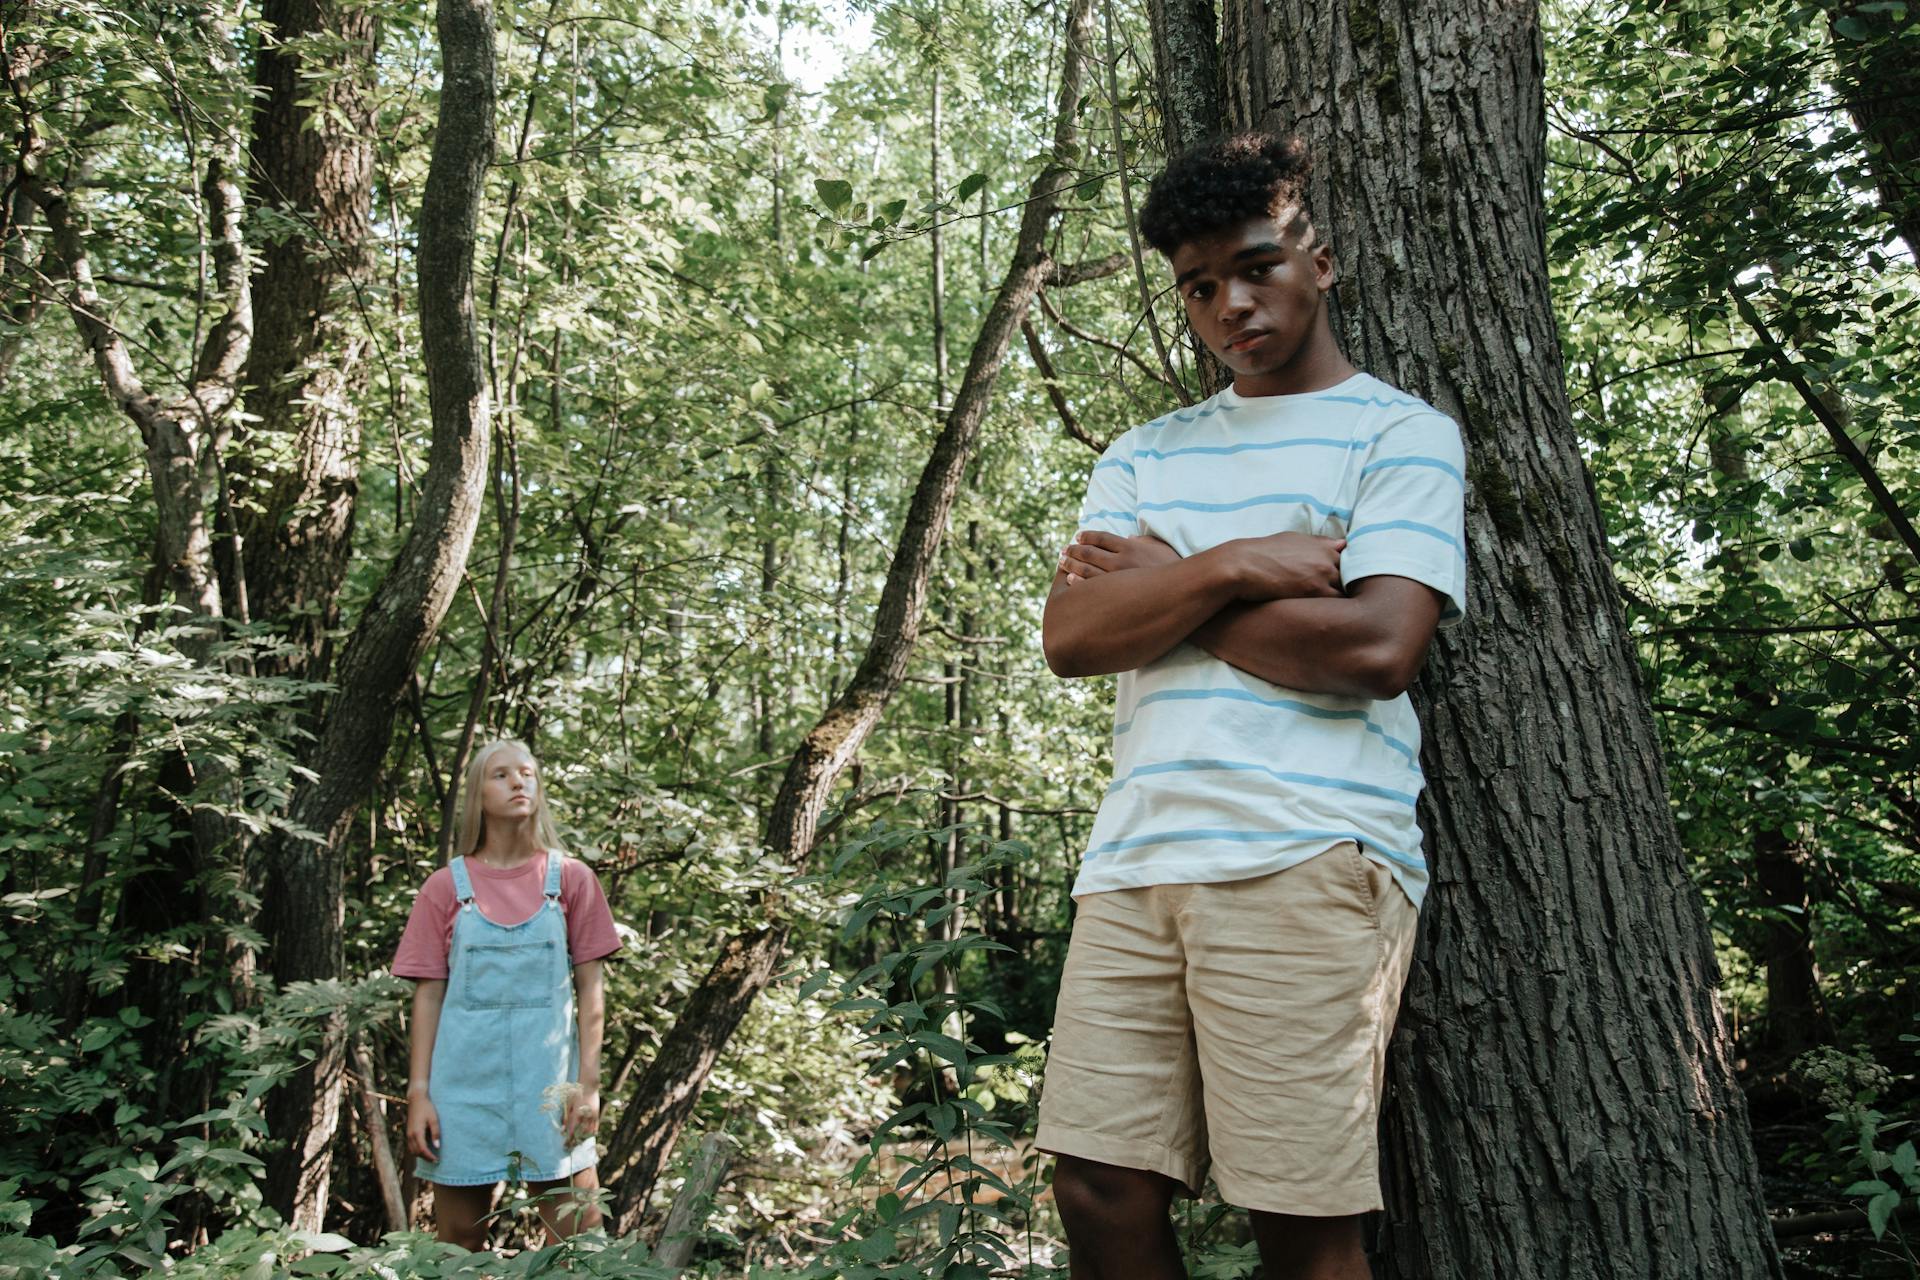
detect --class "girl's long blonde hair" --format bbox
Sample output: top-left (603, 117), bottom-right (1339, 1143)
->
top-left (453, 738), bottom-right (566, 861)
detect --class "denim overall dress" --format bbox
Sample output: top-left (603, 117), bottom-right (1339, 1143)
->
top-left (417, 853), bottom-right (597, 1186)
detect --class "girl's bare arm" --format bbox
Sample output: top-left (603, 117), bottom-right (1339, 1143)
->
top-left (406, 979), bottom-right (447, 1158)
top-left (567, 960), bottom-right (606, 1143)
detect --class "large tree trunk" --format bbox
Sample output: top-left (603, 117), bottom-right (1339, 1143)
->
top-left (232, 0), bottom-right (379, 676)
top-left (601, 0), bottom-right (1101, 1228)
top-left (261, 0), bottom-right (495, 1229)
top-left (1211, 3), bottom-right (1783, 1275)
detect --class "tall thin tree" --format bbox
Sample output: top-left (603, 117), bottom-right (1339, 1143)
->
top-left (602, 0), bottom-right (1107, 1224)
top-left (260, 0), bottom-right (498, 1227)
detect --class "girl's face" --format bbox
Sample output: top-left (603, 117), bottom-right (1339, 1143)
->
top-left (480, 747), bottom-right (539, 822)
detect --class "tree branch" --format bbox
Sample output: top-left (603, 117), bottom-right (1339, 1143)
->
top-left (1022, 317), bottom-right (1108, 453)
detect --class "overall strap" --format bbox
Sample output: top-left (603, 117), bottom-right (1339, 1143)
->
top-left (542, 850), bottom-right (565, 900)
top-left (449, 856), bottom-right (476, 904)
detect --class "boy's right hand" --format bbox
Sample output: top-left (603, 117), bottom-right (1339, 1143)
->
top-left (1216, 532), bottom-right (1346, 601)
top-left (407, 1094), bottom-right (440, 1161)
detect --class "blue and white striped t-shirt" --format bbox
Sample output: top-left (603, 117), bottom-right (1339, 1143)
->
top-left (1071, 371), bottom-right (1468, 909)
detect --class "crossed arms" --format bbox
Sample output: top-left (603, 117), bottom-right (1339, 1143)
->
top-left (1040, 530), bottom-right (1444, 700)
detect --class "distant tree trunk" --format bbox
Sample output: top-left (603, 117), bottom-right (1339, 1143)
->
top-left (1211, 2), bottom-right (1784, 1275)
top-left (21, 9), bottom-right (253, 1072)
top-left (231, 0), bottom-right (378, 679)
top-left (601, 0), bottom-right (1101, 1227)
top-left (1707, 425), bottom-right (1828, 1060)
top-left (261, 0), bottom-right (495, 1229)
top-left (1825, 2), bottom-right (1920, 262)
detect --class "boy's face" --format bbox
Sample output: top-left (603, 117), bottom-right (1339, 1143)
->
top-left (1169, 213), bottom-right (1338, 393)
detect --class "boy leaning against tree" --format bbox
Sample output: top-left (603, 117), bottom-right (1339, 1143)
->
top-left (1036, 131), bottom-right (1468, 1280)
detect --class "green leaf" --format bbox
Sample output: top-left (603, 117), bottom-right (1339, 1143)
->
top-left (916, 1030), bottom-right (968, 1064)
top-left (955, 172), bottom-right (988, 201)
top-left (290, 1231), bottom-right (354, 1253)
top-left (855, 1227), bottom-right (896, 1262)
top-left (1893, 1141), bottom-right (1919, 1183)
top-left (814, 178), bottom-right (853, 213)
top-left (1867, 1189), bottom-right (1900, 1239)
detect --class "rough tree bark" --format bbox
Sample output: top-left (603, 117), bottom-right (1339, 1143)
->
top-left (1142, 0), bottom-right (1228, 395)
top-left (260, 0), bottom-right (495, 1228)
top-left (601, 0), bottom-right (1101, 1228)
top-left (1824, 2), bottom-right (1920, 263)
top-left (231, 0), bottom-right (379, 676)
top-left (1206, 2), bottom-right (1784, 1275)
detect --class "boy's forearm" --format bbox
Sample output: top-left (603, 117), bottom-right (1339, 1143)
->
top-left (1043, 548), bottom-right (1241, 676)
top-left (1190, 576), bottom-right (1442, 699)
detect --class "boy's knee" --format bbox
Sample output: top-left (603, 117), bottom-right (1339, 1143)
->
top-left (1053, 1155), bottom-right (1175, 1232)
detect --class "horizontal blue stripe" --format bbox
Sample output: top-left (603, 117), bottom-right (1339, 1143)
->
top-left (1081, 508), bottom-right (1136, 523)
top-left (1137, 492), bottom-right (1352, 519)
top-left (1086, 826), bottom-right (1426, 870)
top-left (1107, 757), bottom-right (1419, 807)
top-left (1168, 404), bottom-right (1221, 423)
top-left (1114, 688), bottom-right (1422, 768)
top-left (1093, 457), bottom-right (1136, 474)
top-left (1359, 455), bottom-right (1464, 484)
top-left (1135, 397), bottom-right (1233, 433)
top-left (1347, 519), bottom-right (1462, 554)
top-left (1315, 394), bottom-right (1426, 409)
top-left (1133, 435), bottom-right (1375, 462)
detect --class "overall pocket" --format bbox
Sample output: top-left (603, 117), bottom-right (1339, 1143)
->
top-left (460, 938), bottom-right (558, 1009)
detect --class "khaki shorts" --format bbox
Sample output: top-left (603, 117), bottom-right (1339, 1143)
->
top-left (1035, 842), bottom-right (1418, 1217)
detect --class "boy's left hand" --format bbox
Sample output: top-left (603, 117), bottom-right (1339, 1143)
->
top-left (1060, 530), bottom-right (1181, 583)
top-left (564, 1087), bottom-right (601, 1145)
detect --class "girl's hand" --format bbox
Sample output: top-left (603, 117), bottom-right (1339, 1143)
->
top-left (1059, 531), bottom-right (1182, 583)
top-left (564, 1087), bottom-right (602, 1146)
top-left (407, 1093), bottom-right (441, 1161)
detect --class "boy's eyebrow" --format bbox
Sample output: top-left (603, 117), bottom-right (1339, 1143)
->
top-left (1173, 242), bottom-right (1287, 289)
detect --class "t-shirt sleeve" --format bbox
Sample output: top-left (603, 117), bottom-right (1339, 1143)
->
top-left (561, 858), bottom-right (622, 965)
top-left (1341, 409), bottom-right (1469, 626)
top-left (1076, 431), bottom-right (1139, 538)
top-left (392, 869), bottom-right (457, 980)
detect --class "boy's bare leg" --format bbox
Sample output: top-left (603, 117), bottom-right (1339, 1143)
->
top-left (431, 1182), bottom-right (495, 1251)
top-left (528, 1166), bottom-right (603, 1242)
top-left (1052, 1155), bottom-right (1186, 1279)
top-left (1248, 1211), bottom-right (1368, 1280)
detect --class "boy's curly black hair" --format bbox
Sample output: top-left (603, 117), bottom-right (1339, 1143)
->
top-left (1137, 132), bottom-right (1313, 257)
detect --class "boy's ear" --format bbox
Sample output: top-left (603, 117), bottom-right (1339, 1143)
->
top-left (1312, 240), bottom-right (1337, 292)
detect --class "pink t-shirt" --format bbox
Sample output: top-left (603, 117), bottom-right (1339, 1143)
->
top-left (392, 852), bottom-right (621, 980)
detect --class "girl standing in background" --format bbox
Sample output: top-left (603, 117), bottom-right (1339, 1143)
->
top-left (394, 739), bottom-right (622, 1249)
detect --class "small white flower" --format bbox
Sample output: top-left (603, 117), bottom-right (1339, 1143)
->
top-left (541, 1080), bottom-right (581, 1127)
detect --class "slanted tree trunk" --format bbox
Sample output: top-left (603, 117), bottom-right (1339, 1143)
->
top-left (231, 0), bottom-right (379, 677)
top-left (18, 7), bottom-right (253, 1085)
top-left (601, 0), bottom-right (1102, 1228)
top-left (1209, 3), bottom-right (1783, 1275)
top-left (260, 0), bottom-right (495, 1228)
